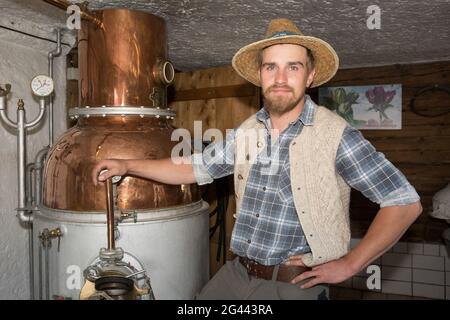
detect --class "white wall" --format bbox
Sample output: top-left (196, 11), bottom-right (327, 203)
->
top-left (0, 34), bottom-right (67, 299)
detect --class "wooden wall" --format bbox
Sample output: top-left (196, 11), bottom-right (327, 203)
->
top-left (170, 61), bottom-right (450, 275)
top-left (310, 61), bottom-right (450, 243)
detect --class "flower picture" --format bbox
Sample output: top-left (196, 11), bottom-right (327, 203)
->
top-left (318, 84), bottom-right (402, 129)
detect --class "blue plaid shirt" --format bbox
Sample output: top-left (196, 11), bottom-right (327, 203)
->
top-left (192, 95), bottom-right (420, 265)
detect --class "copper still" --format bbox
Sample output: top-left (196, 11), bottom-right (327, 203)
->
top-left (43, 9), bottom-right (200, 211)
top-left (34, 7), bottom-right (209, 300)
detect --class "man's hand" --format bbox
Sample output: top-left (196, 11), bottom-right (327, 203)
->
top-left (285, 255), bottom-right (355, 289)
top-left (92, 159), bottom-right (128, 186)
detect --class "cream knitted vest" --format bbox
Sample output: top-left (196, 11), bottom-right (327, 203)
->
top-left (234, 105), bottom-right (351, 267)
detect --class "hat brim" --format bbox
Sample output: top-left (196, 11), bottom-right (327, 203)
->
top-left (232, 35), bottom-right (339, 88)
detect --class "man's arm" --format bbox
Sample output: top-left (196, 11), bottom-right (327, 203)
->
top-left (92, 157), bottom-right (196, 186)
top-left (288, 201), bottom-right (421, 288)
top-left (345, 201), bottom-right (422, 273)
top-left (92, 129), bottom-right (237, 186)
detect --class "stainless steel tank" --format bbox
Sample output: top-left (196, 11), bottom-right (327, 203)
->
top-left (33, 9), bottom-right (209, 300)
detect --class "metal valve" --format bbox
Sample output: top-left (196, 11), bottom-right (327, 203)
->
top-left (0, 84), bottom-right (11, 96)
top-left (39, 227), bottom-right (63, 251)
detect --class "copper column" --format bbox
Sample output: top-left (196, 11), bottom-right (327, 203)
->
top-left (42, 9), bottom-right (200, 212)
top-left (105, 178), bottom-right (115, 249)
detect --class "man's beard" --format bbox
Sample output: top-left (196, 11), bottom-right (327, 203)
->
top-left (262, 85), bottom-right (303, 116)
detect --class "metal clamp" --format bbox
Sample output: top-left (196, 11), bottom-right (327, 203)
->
top-left (68, 106), bottom-right (176, 119)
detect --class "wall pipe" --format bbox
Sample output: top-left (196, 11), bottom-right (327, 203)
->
top-left (33, 146), bottom-right (50, 206)
top-left (25, 163), bottom-right (35, 300)
top-left (26, 164), bottom-right (36, 206)
top-left (0, 87), bottom-right (47, 300)
top-left (48, 29), bottom-right (61, 147)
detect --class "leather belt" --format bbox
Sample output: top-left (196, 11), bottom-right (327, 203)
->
top-left (238, 256), bottom-right (310, 283)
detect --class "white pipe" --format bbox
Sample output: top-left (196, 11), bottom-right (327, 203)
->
top-left (38, 245), bottom-right (43, 300)
top-left (34, 146), bottom-right (49, 206)
top-left (25, 99), bottom-right (46, 129)
top-left (26, 164), bottom-right (35, 208)
top-left (28, 224), bottom-right (34, 300)
top-left (44, 243), bottom-right (50, 300)
top-left (17, 103), bottom-right (29, 223)
top-left (25, 163), bottom-right (36, 300)
top-left (0, 96), bottom-right (17, 129)
top-left (17, 100), bottom-right (46, 224)
top-left (48, 29), bottom-right (62, 147)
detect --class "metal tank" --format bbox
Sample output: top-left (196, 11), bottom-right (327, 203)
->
top-left (33, 8), bottom-right (209, 300)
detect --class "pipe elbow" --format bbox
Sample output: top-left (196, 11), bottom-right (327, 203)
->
top-left (17, 210), bottom-right (34, 224)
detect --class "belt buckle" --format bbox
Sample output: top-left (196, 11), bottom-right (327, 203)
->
top-left (246, 258), bottom-right (254, 277)
top-left (242, 257), bottom-right (256, 278)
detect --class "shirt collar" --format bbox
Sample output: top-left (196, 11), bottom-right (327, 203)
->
top-left (256, 94), bottom-right (315, 127)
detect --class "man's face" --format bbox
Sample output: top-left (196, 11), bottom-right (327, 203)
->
top-left (260, 44), bottom-right (315, 116)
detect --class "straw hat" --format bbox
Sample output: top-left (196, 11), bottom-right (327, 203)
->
top-left (232, 18), bottom-right (339, 88)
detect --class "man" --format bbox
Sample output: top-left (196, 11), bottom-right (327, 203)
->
top-left (92, 18), bottom-right (422, 300)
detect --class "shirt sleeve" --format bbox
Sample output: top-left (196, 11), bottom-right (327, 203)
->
top-left (191, 129), bottom-right (236, 185)
top-left (336, 126), bottom-right (420, 207)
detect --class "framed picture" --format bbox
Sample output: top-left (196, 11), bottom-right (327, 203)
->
top-left (318, 84), bottom-right (402, 129)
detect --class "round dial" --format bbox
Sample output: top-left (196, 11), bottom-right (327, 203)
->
top-left (31, 75), bottom-right (54, 97)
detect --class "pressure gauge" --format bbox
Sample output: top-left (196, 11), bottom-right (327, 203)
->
top-left (30, 75), bottom-right (54, 97)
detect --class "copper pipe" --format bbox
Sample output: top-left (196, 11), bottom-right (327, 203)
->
top-left (105, 178), bottom-right (115, 250)
top-left (42, 0), bottom-right (102, 27)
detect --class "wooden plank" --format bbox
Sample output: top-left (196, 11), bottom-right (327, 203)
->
top-left (173, 65), bottom-right (250, 91)
top-left (399, 163), bottom-right (450, 177)
top-left (329, 62), bottom-right (450, 87)
top-left (172, 84), bottom-right (258, 102)
top-left (369, 136), bottom-right (450, 151)
top-left (361, 124), bottom-right (450, 138)
top-left (382, 149), bottom-right (450, 164)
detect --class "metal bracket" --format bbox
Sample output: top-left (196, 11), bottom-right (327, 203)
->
top-left (149, 87), bottom-right (167, 108)
top-left (119, 210), bottom-right (138, 223)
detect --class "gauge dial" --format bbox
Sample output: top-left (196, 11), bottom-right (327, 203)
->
top-left (31, 75), bottom-right (54, 97)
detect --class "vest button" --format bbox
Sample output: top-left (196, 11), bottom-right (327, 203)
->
top-left (246, 154), bottom-right (250, 161)
top-left (297, 187), bottom-right (301, 190)
top-left (257, 141), bottom-right (263, 148)
top-left (292, 142), bottom-right (296, 146)
top-left (309, 234), bottom-right (313, 237)
top-left (238, 174), bottom-right (243, 180)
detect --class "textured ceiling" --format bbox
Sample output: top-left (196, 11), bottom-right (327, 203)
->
top-left (1, 0), bottom-right (450, 70)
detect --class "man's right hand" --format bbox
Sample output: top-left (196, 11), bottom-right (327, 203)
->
top-left (92, 159), bottom-right (128, 186)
